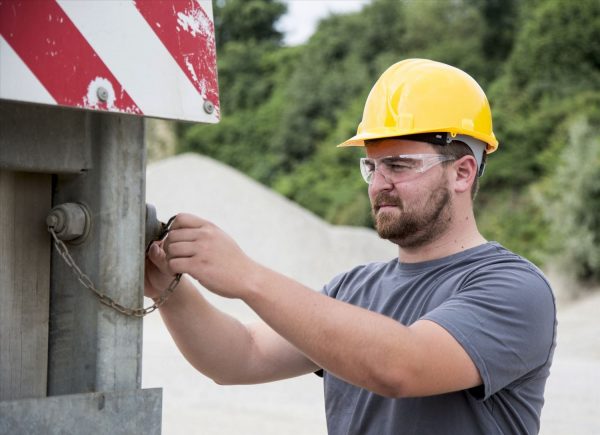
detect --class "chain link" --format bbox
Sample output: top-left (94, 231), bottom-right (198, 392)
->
top-left (48, 227), bottom-right (181, 317)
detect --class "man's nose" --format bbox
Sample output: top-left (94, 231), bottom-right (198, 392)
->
top-left (369, 166), bottom-right (394, 191)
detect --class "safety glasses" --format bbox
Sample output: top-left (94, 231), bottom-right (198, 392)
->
top-left (360, 154), bottom-right (455, 184)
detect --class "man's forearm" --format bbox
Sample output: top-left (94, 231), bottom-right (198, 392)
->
top-left (241, 265), bottom-right (414, 396)
top-left (156, 275), bottom-right (316, 384)
top-left (241, 264), bottom-right (480, 398)
top-left (156, 275), bottom-right (256, 383)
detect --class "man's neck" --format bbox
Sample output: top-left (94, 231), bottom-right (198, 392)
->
top-left (396, 210), bottom-right (487, 264)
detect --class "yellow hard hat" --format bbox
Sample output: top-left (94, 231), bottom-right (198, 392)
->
top-left (338, 59), bottom-right (498, 154)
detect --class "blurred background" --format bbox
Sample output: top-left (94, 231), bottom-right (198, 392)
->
top-left (143, 0), bottom-right (600, 433)
top-left (149, 0), bottom-right (600, 297)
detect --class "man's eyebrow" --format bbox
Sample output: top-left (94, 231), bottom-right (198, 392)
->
top-left (381, 156), bottom-right (416, 162)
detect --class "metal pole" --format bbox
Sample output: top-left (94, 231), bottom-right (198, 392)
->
top-left (48, 111), bottom-right (146, 394)
top-left (0, 101), bottom-right (161, 434)
top-left (0, 170), bottom-right (51, 401)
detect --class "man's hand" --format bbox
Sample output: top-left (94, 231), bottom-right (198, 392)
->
top-left (162, 213), bottom-right (259, 299)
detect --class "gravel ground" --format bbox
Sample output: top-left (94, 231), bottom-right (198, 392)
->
top-left (539, 292), bottom-right (600, 435)
top-left (142, 154), bottom-right (599, 434)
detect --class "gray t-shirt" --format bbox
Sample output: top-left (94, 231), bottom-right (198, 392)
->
top-left (320, 242), bottom-right (556, 435)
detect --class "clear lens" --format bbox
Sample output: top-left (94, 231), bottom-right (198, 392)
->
top-left (360, 158), bottom-right (376, 183)
top-left (360, 154), bottom-right (455, 184)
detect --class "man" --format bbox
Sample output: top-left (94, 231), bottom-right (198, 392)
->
top-left (145, 59), bottom-right (556, 434)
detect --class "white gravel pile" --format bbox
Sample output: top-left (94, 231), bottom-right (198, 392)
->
top-left (142, 153), bottom-right (600, 434)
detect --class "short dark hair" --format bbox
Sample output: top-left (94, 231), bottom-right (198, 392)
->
top-left (433, 140), bottom-right (484, 200)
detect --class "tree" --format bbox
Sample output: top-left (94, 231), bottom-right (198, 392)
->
top-left (214, 0), bottom-right (286, 49)
top-left (176, 0), bottom-right (600, 285)
top-left (478, 0), bottom-right (600, 268)
top-left (180, 0), bottom-right (292, 183)
top-left (535, 115), bottom-right (600, 282)
top-left (482, 0), bottom-right (600, 189)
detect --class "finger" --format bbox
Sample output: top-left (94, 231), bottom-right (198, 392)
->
top-left (165, 227), bottom-right (201, 243)
top-left (170, 213), bottom-right (212, 230)
top-left (163, 229), bottom-right (204, 257)
top-left (147, 242), bottom-right (172, 275)
top-left (168, 256), bottom-right (193, 275)
top-left (165, 240), bottom-right (197, 260)
top-left (148, 242), bottom-right (165, 263)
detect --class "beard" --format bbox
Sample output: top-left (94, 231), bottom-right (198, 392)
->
top-left (371, 183), bottom-right (453, 249)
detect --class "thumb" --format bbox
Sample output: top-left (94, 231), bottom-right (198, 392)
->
top-left (148, 242), bottom-right (169, 273)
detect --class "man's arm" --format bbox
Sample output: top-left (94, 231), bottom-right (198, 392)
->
top-left (244, 266), bottom-right (481, 397)
top-left (163, 213), bottom-right (482, 397)
top-left (145, 246), bottom-right (319, 385)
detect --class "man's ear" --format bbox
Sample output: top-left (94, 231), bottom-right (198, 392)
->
top-left (453, 156), bottom-right (477, 194)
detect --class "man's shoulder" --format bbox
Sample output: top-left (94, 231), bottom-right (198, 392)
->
top-left (457, 243), bottom-right (556, 316)
top-left (471, 242), bottom-right (551, 284)
top-left (321, 258), bottom-right (397, 296)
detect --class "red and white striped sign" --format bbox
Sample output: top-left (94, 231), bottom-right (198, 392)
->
top-left (0, 0), bottom-right (219, 123)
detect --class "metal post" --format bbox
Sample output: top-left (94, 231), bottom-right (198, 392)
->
top-left (0, 170), bottom-right (51, 401)
top-left (48, 111), bottom-right (146, 394)
top-left (0, 101), bottom-right (161, 434)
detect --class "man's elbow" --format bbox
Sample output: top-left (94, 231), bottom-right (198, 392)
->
top-left (190, 364), bottom-right (247, 386)
top-left (209, 372), bottom-right (249, 386)
top-left (366, 368), bottom-right (411, 399)
top-left (212, 376), bottom-right (234, 386)
top-left (373, 383), bottom-right (407, 399)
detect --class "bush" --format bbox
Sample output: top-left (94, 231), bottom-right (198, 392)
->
top-left (534, 116), bottom-right (600, 282)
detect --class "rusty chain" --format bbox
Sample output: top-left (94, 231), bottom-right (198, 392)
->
top-left (48, 222), bottom-right (181, 318)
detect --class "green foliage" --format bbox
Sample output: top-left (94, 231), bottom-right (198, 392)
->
top-left (486, 0), bottom-right (600, 176)
top-left (506, 0), bottom-right (600, 98)
top-left (467, 0), bottom-right (520, 68)
top-left (274, 95), bottom-right (370, 226)
top-left (534, 116), bottom-right (600, 281)
top-left (175, 0), bottom-right (600, 283)
top-left (402, 0), bottom-right (488, 82)
top-left (476, 190), bottom-right (550, 267)
top-left (473, 0), bottom-right (600, 275)
top-left (214, 0), bottom-right (286, 48)
top-left (217, 40), bottom-right (280, 111)
top-left (180, 0), bottom-right (296, 184)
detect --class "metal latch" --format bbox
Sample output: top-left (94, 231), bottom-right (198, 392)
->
top-left (46, 202), bottom-right (91, 243)
top-left (45, 202), bottom-right (181, 317)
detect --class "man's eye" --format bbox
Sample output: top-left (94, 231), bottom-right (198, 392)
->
top-left (386, 161), bottom-right (414, 171)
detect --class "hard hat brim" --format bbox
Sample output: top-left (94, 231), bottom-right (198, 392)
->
top-left (337, 128), bottom-right (498, 154)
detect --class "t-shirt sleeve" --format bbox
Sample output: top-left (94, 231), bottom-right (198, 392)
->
top-left (320, 264), bottom-right (367, 298)
top-left (421, 262), bottom-right (556, 400)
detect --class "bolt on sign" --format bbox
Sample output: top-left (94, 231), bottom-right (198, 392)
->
top-left (0, 0), bottom-right (219, 123)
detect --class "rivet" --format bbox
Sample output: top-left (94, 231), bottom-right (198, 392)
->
top-left (203, 100), bottom-right (215, 114)
top-left (97, 87), bottom-right (109, 102)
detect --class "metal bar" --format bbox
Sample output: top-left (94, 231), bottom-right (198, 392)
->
top-left (48, 111), bottom-right (146, 394)
top-left (0, 170), bottom-right (52, 401)
top-left (0, 100), bottom-right (91, 173)
top-left (0, 388), bottom-right (162, 435)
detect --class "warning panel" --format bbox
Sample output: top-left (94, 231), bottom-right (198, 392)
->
top-left (0, 0), bottom-right (220, 123)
